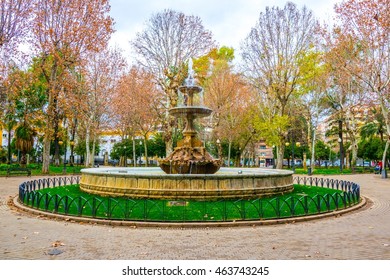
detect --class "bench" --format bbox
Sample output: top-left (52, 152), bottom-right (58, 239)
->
top-left (6, 167), bottom-right (31, 177)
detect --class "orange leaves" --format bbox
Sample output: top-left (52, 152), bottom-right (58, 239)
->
top-left (31, 0), bottom-right (114, 61)
top-left (334, 0), bottom-right (389, 44)
top-left (112, 67), bottom-right (161, 135)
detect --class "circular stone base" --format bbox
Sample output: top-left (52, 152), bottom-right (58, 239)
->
top-left (80, 167), bottom-right (293, 200)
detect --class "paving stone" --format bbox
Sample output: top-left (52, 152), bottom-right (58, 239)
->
top-left (0, 174), bottom-right (389, 259)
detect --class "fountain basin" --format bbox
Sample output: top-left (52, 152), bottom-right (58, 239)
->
top-left (169, 106), bottom-right (212, 118)
top-left (80, 167), bottom-right (294, 200)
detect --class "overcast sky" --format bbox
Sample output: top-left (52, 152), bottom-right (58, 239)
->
top-left (109, 0), bottom-right (341, 63)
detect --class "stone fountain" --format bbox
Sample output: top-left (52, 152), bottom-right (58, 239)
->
top-left (158, 58), bottom-right (221, 174)
top-left (79, 59), bottom-right (293, 201)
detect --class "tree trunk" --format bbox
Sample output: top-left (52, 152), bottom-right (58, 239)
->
top-left (276, 144), bottom-right (285, 169)
top-left (380, 99), bottom-right (390, 178)
top-left (90, 137), bottom-right (96, 166)
top-left (54, 138), bottom-right (60, 166)
top-left (7, 129), bottom-right (12, 164)
top-left (133, 138), bottom-right (136, 167)
top-left (42, 136), bottom-right (51, 174)
top-left (310, 130), bottom-right (316, 171)
top-left (227, 140), bottom-right (232, 167)
top-left (351, 140), bottom-right (358, 172)
top-left (144, 136), bottom-right (149, 167)
top-left (85, 128), bottom-right (91, 167)
top-left (382, 139), bottom-right (389, 178)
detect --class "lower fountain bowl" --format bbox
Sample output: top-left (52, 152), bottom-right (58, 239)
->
top-left (80, 167), bottom-right (294, 201)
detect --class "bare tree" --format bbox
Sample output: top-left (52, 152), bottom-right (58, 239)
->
top-left (132, 9), bottom-right (215, 154)
top-left (241, 2), bottom-right (318, 168)
top-left (0, 0), bottom-right (30, 57)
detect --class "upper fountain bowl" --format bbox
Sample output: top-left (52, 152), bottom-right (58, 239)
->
top-left (178, 85), bottom-right (202, 95)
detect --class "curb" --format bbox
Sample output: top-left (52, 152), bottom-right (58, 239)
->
top-left (11, 195), bottom-right (368, 228)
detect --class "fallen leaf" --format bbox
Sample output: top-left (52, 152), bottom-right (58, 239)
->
top-left (52, 240), bottom-right (65, 247)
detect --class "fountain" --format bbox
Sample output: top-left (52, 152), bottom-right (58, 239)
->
top-left (158, 58), bottom-right (221, 174)
top-left (80, 59), bottom-right (293, 200)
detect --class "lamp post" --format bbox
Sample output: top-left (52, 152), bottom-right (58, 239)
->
top-left (216, 139), bottom-right (222, 161)
top-left (291, 141), bottom-right (295, 171)
top-left (285, 142), bottom-right (290, 169)
top-left (338, 137), bottom-right (343, 173)
top-left (139, 140), bottom-right (142, 166)
top-left (294, 142), bottom-right (301, 172)
top-left (63, 141), bottom-right (67, 174)
top-left (132, 137), bottom-right (136, 167)
top-left (123, 145), bottom-right (127, 167)
top-left (69, 140), bottom-right (75, 167)
top-left (58, 140), bottom-right (66, 174)
top-left (324, 146), bottom-right (328, 168)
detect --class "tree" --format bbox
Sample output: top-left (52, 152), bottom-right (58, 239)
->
top-left (241, 2), bottom-right (318, 168)
top-left (113, 66), bottom-right (161, 166)
top-left (132, 9), bottom-right (215, 154)
top-left (203, 58), bottom-right (255, 166)
top-left (0, 0), bottom-right (31, 74)
top-left (323, 26), bottom-right (371, 171)
top-left (291, 50), bottom-right (328, 171)
top-left (30, 0), bottom-right (113, 173)
top-left (78, 48), bottom-right (126, 167)
top-left (331, 0), bottom-right (390, 176)
top-left (15, 123), bottom-right (36, 166)
top-left (0, 0), bottom-right (32, 164)
top-left (4, 65), bottom-right (46, 165)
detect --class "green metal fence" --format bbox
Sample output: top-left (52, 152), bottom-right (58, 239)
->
top-left (18, 176), bottom-right (360, 222)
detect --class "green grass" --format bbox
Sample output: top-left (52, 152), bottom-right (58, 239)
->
top-left (0, 163), bottom-right (83, 176)
top-left (22, 184), bottom-right (359, 222)
top-left (292, 166), bottom-right (374, 175)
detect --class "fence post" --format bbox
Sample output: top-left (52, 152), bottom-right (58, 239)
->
top-left (290, 197), bottom-right (295, 216)
top-left (276, 198), bottom-right (280, 218)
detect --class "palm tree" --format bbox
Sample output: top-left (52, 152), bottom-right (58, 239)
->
top-left (360, 108), bottom-right (385, 141)
top-left (15, 124), bottom-right (36, 167)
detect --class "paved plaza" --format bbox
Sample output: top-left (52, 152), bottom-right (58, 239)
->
top-left (0, 173), bottom-right (389, 260)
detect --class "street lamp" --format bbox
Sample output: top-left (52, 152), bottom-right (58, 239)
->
top-left (324, 146), bottom-right (328, 168)
top-left (139, 140), bottom-right (142, 166)
top-left (58, 140), bottom-right (67, 174)
top-left (132, 137), bottom-right (136, 167)
top-left (216, 139), bottom-right (222, 161)
top-left (123, 145), bottom-right (127, 167)
top-left (69, 140), bottom-right (75, 166)
top-left (294, 142), bottom-right (301, 172)
top-left (338, 137), bottom-right (343, 173)
top-left (285, 142), bottom-right (290, 169)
